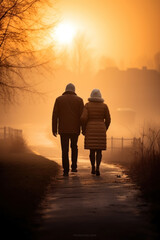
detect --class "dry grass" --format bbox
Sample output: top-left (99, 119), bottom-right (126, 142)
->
top-left (0, 137), bottom-right (60, 239)
top-left (129, 128), bottom-right (160, 232)
top-left (129, 128), bottom-right (160, 200)
top-left (104, 128), bottom-right (160, 233)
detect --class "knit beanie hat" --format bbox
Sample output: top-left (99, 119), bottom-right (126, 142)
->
top-left (65, 83), bottom-right (75, 93)
top-left (88, 89), bottom-right (104, 102)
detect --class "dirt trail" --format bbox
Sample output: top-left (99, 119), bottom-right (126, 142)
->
top-left (33, 159), bottom-right (158, 240)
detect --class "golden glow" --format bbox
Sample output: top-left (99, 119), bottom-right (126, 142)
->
top-left (53, 21), bottom-right (77, 45)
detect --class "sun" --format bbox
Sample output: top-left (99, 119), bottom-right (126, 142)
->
top-left (53, 21), bottom-right (77, 45)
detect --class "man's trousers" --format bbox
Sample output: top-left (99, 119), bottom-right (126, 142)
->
top-left (60, 133), bottom-right (78, 173)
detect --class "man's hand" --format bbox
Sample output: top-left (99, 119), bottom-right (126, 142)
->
top-left (53, 132), bottom-right (57, 137)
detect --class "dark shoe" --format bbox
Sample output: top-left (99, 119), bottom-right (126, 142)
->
top-left (91, 166), bottom-right (95, 174)
top-left (63, 172), bottom-right (69, 176)
top-left (71, 169), bottom-right (78, 172)
top-left (96, 170), bottom-right (100, 176)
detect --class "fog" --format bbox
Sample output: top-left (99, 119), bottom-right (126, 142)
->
top-left (1, 0), bottom-right (160, 158)
top-left (1, 64), bottom-right (160, 158)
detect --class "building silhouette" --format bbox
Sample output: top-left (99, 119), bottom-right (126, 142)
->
top-left (95, 66), bottom-right (160, 117)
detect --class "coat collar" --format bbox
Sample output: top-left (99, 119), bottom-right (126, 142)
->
top-left (62, 91), bottom-right (77, 95)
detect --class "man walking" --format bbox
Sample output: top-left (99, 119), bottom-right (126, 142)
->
top-left (52, 83), bottom-right (84, 176)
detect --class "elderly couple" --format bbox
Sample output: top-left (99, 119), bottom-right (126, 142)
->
top-left (52, 83), bottom-right (111, 176)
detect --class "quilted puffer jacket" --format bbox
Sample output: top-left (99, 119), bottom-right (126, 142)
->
top-left (81, 101), bottom-right (111, 150)
top-left (52, 91), bottom-right (84, 135)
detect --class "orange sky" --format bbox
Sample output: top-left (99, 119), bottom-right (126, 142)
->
top-left (57, 0), bottom-right (160, 68)
top-left (1, 0), bottom-right (160, 148)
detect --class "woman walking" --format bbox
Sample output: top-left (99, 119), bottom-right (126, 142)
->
top-left (81, 89), bottom-right (111, 176)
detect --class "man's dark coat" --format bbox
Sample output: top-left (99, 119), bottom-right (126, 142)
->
top-left (52, 91), bottom-right (84, 135)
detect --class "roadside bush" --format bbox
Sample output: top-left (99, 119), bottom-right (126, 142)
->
top-left (130, 128), bottom-right (160, 201)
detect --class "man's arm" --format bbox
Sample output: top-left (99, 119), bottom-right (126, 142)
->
top-left (80, 104), bottom-right (88, 135)
top-left (79, 99), bottom-right (85, 134)
top-left (80, 99), bottom-right (84, 116)
top-left (52, 99), bottom-right (59, 137)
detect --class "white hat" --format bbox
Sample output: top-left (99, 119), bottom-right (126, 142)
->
top-left (88, 89), bottom-right (104, 102)
top-left (65, 83), bottom-right (75, 92)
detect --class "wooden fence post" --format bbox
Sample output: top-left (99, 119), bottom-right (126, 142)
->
top-left (4, 126), bottom-right (6, 139)
top-left (20, 130), bottom-right (23, 137)
top-left (121, 137), bottom-right (124, 150)
top-left (111, 136), bottom-right (113, 151)
top-left (8, 127), bottom-right (11, 138)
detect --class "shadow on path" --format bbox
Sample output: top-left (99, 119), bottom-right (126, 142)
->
top-left (32, 159), bottom-right (158, 240)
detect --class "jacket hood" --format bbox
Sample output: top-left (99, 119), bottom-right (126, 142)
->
top-left (88, 89), bottom-right (104, 102)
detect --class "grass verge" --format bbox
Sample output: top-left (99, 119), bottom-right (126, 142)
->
top-left (0, 137), bottom-right (60, 239)
top-left (104, 128), bottom-right (160, 234)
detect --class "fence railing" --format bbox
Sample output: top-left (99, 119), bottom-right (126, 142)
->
top-left (0, 127), bottom-right (141, 150)
top-left (107, 137), bottom-right (141, 150)
top-left (0, 127), bottom-right (23, 140)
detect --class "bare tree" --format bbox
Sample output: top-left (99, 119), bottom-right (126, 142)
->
top-left (0, 0), bottom-right (56, 104)
top-left (71, 33), bottom-right (93, 76)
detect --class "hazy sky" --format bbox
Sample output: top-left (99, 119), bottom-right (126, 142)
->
top-left (57, 0), bottom-right (160, 68)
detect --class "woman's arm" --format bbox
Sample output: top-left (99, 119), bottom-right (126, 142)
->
top-left (80, 105), bottom-right (88, 135)
top-left (104, 104), bottom-right (111, 130)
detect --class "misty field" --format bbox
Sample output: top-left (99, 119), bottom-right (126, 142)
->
top-left (0, 137), bottom-right (59, 239)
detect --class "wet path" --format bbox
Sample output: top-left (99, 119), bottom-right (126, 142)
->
top-left (33, 159), bottom-right (158, 240)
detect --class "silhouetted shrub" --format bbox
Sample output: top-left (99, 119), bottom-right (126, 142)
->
top-left (130, 128), bottom-right (160, 201)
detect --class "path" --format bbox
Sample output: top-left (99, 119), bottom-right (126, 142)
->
top-left (33, 159), bottom-right (158, 240)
